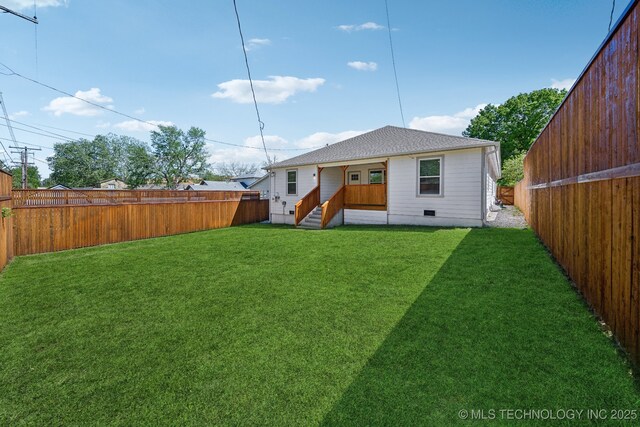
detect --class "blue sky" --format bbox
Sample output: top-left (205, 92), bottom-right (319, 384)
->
top-left (0, 0), bottom-right (627, 177)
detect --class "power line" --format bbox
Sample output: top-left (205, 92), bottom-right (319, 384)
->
top-left (0, 92), bottom-right (16, 163)
top-left (0, 62), bottom-right (320, 152)
top-left (384, 0), bottom-right (405, 128)
top-left (608, 0), bottom-right (616, 32)
top-left (232, 0), bottom-right (272, 165)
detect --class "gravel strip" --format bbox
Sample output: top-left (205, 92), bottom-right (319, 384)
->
top-left (486, 205), bottom-right (528, 228)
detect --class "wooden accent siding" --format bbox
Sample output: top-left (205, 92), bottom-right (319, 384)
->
top-left (344, 184), bottom-right (386, 209)
top-left (0, 170), bottom-right (13, 270)
top-left (294, 186), bottom-right (320, 225)
top-left (12, 192), bottom-right (268, 255)
top-left (321, 186), bottom-right (345, 228)
top-left (514, 0), bottom-right (640, 364)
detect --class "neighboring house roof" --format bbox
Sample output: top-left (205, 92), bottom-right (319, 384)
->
top-left (137, 184), bottom-right (166, 190)
top-left (187, 181), bottom-right (247, 191)
top-left (247, 174), bottom-right (269, 188)
top-left (230, 174), bottom-right (262, 181)
top-left (269, 125), bottom-right (500, 169)
top-left (48, 184), bottom-right (70, 190)
top-left (99, 178), bottom-right (125, 183)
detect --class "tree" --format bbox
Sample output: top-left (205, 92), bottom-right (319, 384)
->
top-left (150, 125), bottom-right (209, 189)
top-left (215, 161), bottom-right (259, 179)
top-left (499, 151), bottom-right (526, 186)
top-left (463, 88), bottom-right (566, 162)
top-left (11, 165), bottom-right (41, 189)
top-left (47, 134), bottom-right (152, 188)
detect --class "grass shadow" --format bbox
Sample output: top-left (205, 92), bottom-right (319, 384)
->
top-left (321, 228), bottom-right (640, 425)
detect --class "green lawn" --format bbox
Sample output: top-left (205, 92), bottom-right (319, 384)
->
top-left (0, 225), bottom-right (638, 425)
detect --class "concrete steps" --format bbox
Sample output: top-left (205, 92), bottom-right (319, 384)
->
top-left (298, 206), bottom-right (323, 230)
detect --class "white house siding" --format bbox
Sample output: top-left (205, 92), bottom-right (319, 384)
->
top-left (344, 209), bottom-right (387, 225)
top-left (270, 164), bottom-right (317, 224)
top-left (249, 176), bottom-right (271, 199)
top-left (387, 148), bottom-right (484, 227)
top-left (319, 167), bottom-right (343, 202)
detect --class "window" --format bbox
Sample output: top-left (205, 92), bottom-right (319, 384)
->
top-left (107, 183), bottom-right (116, 189)
top-left (419, 158), bottom-right (442, 195)
top-left (286, 170), bottom-right (297, 195)
top-left (369, 169), bottom-right (385, 184)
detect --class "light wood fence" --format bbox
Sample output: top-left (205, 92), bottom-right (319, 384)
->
top-left (12, 190), bottom-right (268, 256)
top-left (497, 186), bottom-right (514, 205)
top-left (515, 0), bottom-right (640, 364)
top-left (0, 171), bottom-right (13, 270)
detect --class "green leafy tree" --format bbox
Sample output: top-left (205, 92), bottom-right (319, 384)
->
top-left (47, 134), bottom-right (152, 188)
top-left (464, 88), bottom-right (567, 162)
top-left (11, 165), bottom-right (41, 189)
top-left (499, 151), bottom-right (526, 186)
top-left (150, 125), bottom-right (209, 189)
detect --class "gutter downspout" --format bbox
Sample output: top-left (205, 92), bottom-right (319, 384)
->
top-left (482, 147), bottom-right (499, 225)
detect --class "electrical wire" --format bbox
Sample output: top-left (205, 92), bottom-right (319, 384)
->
top-left (232, 0), bottom-right (272, 165)
top-left (608, 0), bottom-right (616, 32)
top-left (384, 0), bottom-right (405, 128)
top-left (34, 0), bottom-right (39, 76)
top-left (0, 62), bottom-right (320, 152)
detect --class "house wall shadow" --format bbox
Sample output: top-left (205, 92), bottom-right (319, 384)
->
top-left (321, 228), bottom-right (640, 425)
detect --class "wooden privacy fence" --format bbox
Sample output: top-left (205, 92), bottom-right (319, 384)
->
top-left (515, 0), bottom-right (640, 365)
top-left (12, 189), bottom-right (244, 207)
top-left (497, 186), bottom-right (514, 205)
top-left (0, 171), bottom-right (13, 270)
top-left (12, 190), bottom-right (268, 256)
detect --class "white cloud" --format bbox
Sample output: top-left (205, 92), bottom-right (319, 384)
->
top-left (206, 130), bottom-right (368, 167)
top-left (43, 88), bottom-right (113, 117)
top-left (244, 134), bottom-right (288, 147)
top-left (337, 22), bottom-right (384, 32)
top-left (550, 78), bottom-right (576, 90)
top-left (245, 38), bottom-right (271, 51)
top-left (295, 130), bottom-right (367, 149)
top-left (8, 110), bottom-right (29, 120)
top-left (114, 120), bottom-right (173, 132)
top-left (134, 107), bottom-right (146, 115)
top-left (2, 0), bottom-right (66, 10)
top-left (347, 61), bottom-right (378, 71)
top-left (409, 104), bottom-right (488, 135)
top-left (212, 76), bottom-right (325, 104)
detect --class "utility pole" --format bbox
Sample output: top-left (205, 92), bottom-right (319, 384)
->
top-left (0, 5), bottom-right (38, 24)
top-left (10, 146), bottom-right (40, 189)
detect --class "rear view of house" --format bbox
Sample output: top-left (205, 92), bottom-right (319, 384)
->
top-left (267, 126), bottom-right (500, 228)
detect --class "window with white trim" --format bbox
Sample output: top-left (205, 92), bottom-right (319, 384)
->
top-left (369, 169), bottom-right (385, 184)
top-left (418, 158), bottom-right (441, 195)
top-left (286, 170), bottom-right (297, 195)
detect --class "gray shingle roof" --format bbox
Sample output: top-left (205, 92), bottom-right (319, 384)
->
top-left (269, 126), bottom-right (499, 169)
top-left (188, 181), bottom-right (247, 191)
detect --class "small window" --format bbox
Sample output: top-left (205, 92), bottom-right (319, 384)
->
top-left (369, 169), bottom-right (385, 184)
top-left (286, 170), bottom-right (297, 195)
top-left (419, 158), bottom-right (441, 195)
top-left (348, 171), bottom-right (361, 184)
top-left (107, 183), bottom-right (116, 189)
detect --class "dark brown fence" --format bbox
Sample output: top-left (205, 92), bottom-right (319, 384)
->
top-left (497, 186), bottom-right (514, 205)
top-left (0, 170), bottom-right (13, 270)
top-left (515, 0), bottom-right (640, 364)
top-left (13, 190), bottom-right (268, 255)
